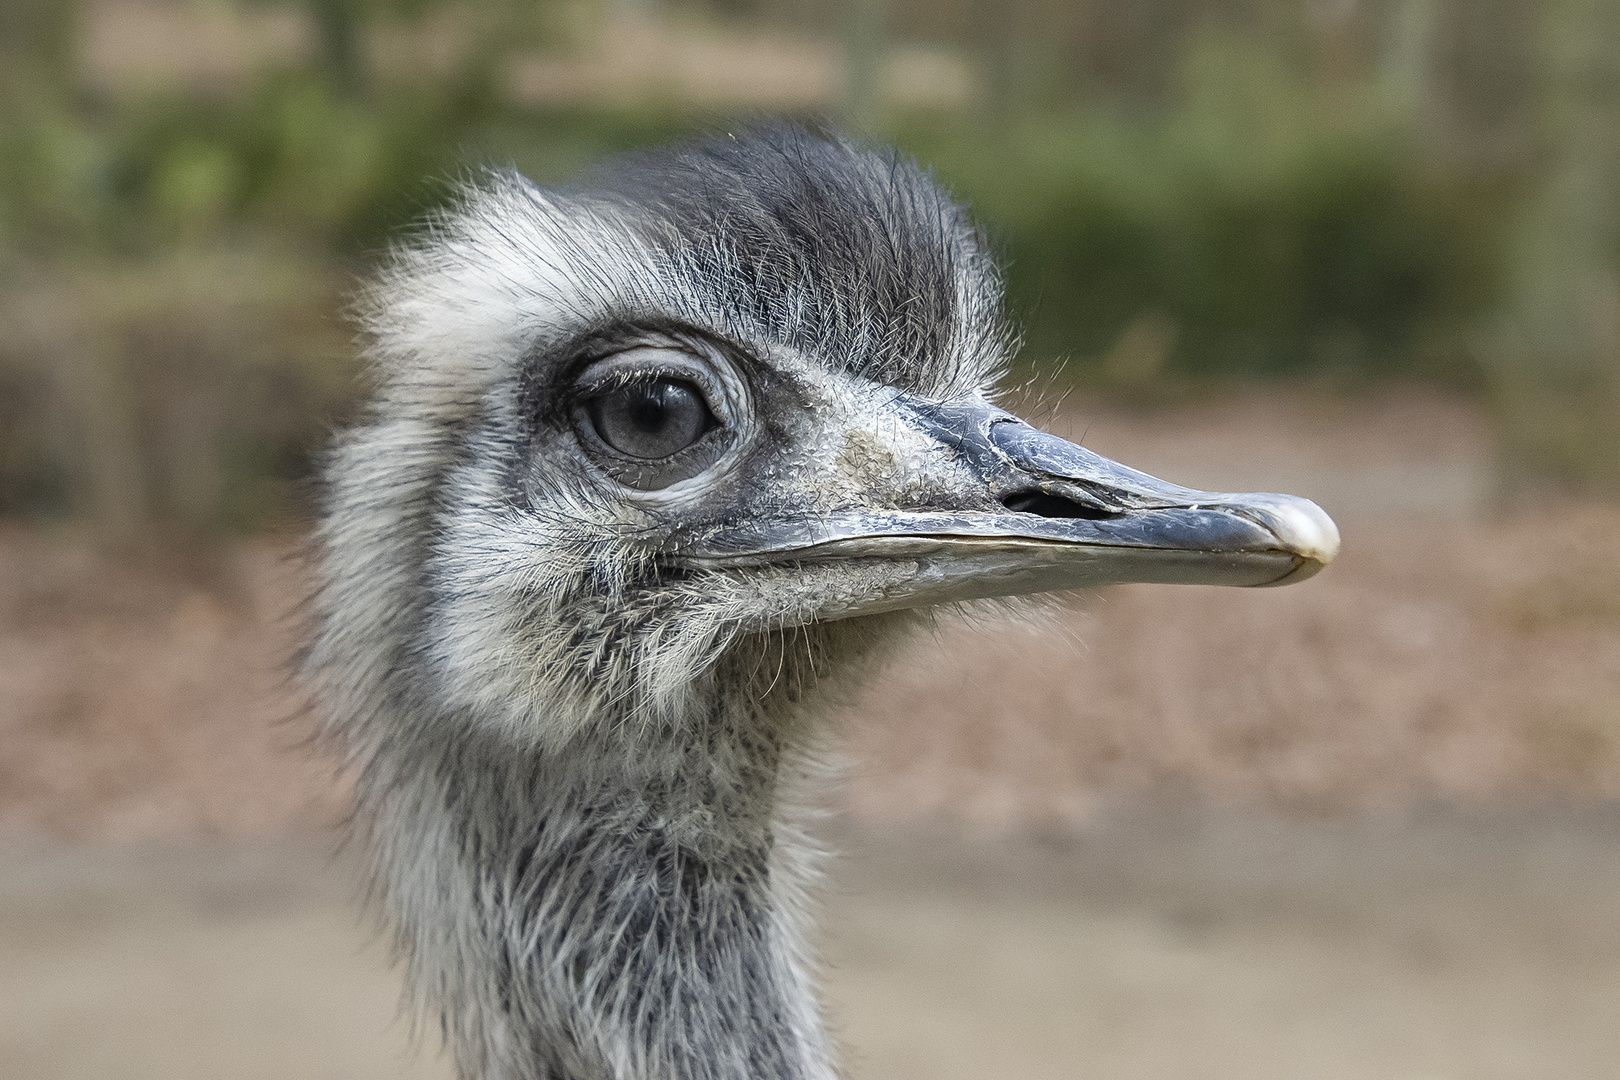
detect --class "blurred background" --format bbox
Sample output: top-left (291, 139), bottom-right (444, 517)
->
top-left (3, 1), bottom-right (1620, 1077)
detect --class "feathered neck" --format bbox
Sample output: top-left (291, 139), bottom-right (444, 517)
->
top-left (355, 644), bottom-right (843, 1080)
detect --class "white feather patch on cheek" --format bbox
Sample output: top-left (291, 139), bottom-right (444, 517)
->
top-left (420, 449), bottom-right (625, 750)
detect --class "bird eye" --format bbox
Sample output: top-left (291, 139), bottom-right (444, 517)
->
top-left (586, 378), bottom-right (715, 461)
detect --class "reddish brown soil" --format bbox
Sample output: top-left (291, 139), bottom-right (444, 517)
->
top-left (0, 535), bottom-right (341, 840)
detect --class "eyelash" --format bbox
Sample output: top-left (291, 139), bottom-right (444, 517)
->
top-left (574, 366), bottom-right (695, 403)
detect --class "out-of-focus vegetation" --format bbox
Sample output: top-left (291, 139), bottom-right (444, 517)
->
top-left (1481, 0), bottom-right (1620, 488)
top-left (0, 0), bottom-right (1614, 535)
top-left (910, 55), bottom-right (1499, 384)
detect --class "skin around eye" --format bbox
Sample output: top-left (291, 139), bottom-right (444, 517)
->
top-left (586, 379), bottom-right (714, 460)
top-left (565, 343), bottom-right (745, 492)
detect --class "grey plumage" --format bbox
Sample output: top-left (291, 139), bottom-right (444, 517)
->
top-left (306, 124), bottom-right (1339, 1080)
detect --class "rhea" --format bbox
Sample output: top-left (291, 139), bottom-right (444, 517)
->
top-left (307, 126), bottom-right (1338, 1080)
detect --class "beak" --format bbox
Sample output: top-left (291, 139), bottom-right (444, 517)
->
top-left (684, 399), bottom-right (1339, 622)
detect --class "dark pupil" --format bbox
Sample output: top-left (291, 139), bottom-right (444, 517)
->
top-left (590, 379), bottom-right (711, 460)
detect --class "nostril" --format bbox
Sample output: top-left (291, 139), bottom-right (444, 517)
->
top-left (1000, 489), bottom-right (1122, 520)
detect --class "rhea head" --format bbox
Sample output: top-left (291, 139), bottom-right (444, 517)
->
top-left (321, 125), bottom-right (1335, 752)
top-left (310, 124), bottom-right (1338, 1080)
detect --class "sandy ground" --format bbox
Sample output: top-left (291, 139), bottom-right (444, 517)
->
top-left (4, 387), bottom-right (1620, 1078)
top-left (5, 803), bottom-right (1620, 1080)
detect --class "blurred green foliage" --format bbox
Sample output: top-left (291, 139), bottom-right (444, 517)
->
top-left (910, 44), bottom-right (1503, 384)
top-left (0, 0), bottom-right (1611, 533)
top-left (1479, 0), bottom-right (1620, 491)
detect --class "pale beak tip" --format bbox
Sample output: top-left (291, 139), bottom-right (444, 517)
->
top-left (1238, 494), bottom-right (1341, 586)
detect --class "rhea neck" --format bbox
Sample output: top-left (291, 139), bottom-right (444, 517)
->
top-left (374, 634), bottom-right (845, 1080)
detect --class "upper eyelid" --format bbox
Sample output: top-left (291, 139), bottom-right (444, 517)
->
top-left (550, 322), bottom-right (766, 399)
top-left (573, 340), bottom-right (709, 375)
top-left (569, 349), bottom-right (734, 422)
top-left (574, 366), bottom-right (703, 396)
